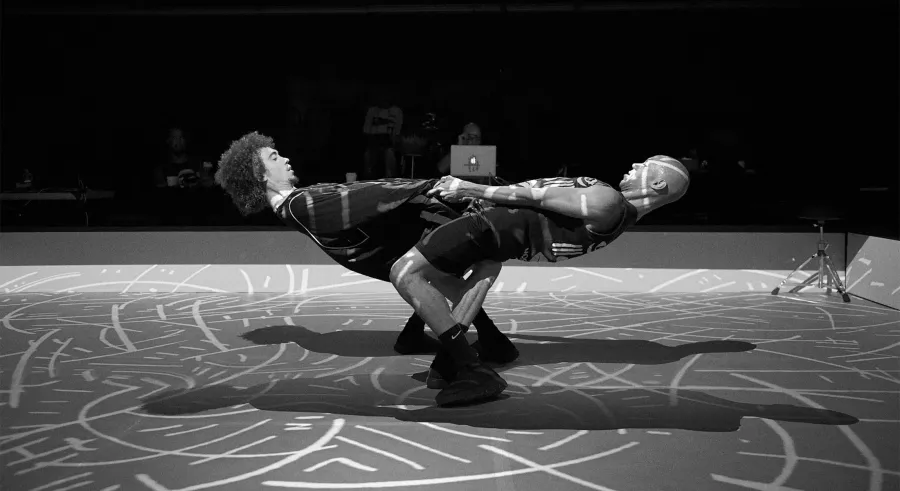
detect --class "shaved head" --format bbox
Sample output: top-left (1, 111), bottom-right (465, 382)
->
top-left (645, 155), bottom-right (690, 200)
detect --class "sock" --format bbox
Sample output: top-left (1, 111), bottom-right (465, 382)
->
top-left (472, 309), bottom-right (503, 342)
top-left (438, 324), bottom-right (478, 368)
top-left (398, 313), bottom-right (426, 339)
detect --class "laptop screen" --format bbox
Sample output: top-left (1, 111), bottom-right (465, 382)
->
top-left (450, 145), bottom-right (497, 177)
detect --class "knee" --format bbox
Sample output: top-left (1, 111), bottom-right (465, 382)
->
top-left (390, 256), bottom-right (422, 290)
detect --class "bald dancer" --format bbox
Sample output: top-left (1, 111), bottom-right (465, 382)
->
top-left (390, 156), bottom-right (691, 404)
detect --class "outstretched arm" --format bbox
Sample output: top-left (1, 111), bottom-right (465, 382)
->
top-left (428, 177), bottom-right (623, 222)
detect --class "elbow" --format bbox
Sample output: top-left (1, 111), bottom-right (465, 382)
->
top-left (586, 189), bottom-right (625, 223)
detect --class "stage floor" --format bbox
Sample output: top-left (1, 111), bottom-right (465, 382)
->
top-left (1, 291), bottom-right (898, 491)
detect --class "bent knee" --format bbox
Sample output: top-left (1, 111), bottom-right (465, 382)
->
top-left (389, 249), bottom-right (433, 287)
top-left (389, 258), bottom-right (414, 287)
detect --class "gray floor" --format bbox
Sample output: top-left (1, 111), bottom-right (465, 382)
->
top-left (1, 291), bottom-right (898, 491)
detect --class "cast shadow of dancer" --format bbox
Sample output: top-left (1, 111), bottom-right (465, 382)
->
top-left (239, 325), bottom-right (758, 368)
top-left (499, 333), bottom-right (757, 365)
top-left (239, 325), bottom-right (403, 358)
top-left (140, 375), bottom-right (858, 432)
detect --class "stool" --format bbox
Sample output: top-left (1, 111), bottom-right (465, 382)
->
top-left (771, 215), bottom-right (850, 302)
top-left (401, 154), bottom-right (420, 178)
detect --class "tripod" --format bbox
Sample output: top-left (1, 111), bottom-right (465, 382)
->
top-left (771, 219), bottom-right (851, 302)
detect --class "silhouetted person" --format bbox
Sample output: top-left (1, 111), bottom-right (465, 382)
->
top-left (362, 93), bottom-right (403, 179)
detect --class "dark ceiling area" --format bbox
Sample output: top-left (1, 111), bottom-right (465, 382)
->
top-left (5, 0), bottom-right (895, 15)
top-left (1, 0), bottom-right (896, 195)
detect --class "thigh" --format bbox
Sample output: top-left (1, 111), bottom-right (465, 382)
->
top-left (414, 213), bottom-right (499, 277)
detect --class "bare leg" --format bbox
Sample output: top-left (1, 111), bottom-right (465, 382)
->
top-left (428, 261), bottom-right (502, 329)
top-left (392, 251), bottom-right (508, 405)
top-left (390, 250), bottom-right (458, 337)
top-left (450, 261), bottom-right (501, 328)
top-left (391, 252), bottom-right (501, 337)
top-left (394, 261), bottom-right (505, 356)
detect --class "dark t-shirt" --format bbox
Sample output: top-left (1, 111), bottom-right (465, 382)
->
top-left (276, 178), bottom-right (451, 281)
top-left (480, 176), bottom-right (638, 263)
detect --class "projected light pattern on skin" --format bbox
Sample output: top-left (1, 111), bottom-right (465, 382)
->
top-left (1, 291), bottom-right (897, 491)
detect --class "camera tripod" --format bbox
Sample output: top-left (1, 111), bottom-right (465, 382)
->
top-left (771, 219), bottom-right (851, 302)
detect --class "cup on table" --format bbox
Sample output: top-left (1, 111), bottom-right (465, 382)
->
top-left (166, 176), bottom-right (179, 187)
top-left (345, 172), bottom-right (357, 183)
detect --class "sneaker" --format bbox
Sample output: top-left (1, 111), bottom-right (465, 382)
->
top-left (426, 367), bottom-right (450, 389)
top-left (426, 349), bottom-right (456, 389)
top-left (472, 336), bottom-right (520, 364)
top-left (435, 362), bottom-right (507, 407)
top-left (393, 333), bottom-right (442, 355)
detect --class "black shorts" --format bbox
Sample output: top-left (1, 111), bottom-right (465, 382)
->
top-left (416, 206), bottom-right (531, 277)
top-left (325, 198), bottom-right (467, 282)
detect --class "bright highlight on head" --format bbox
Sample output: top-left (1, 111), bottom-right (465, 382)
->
top-left (644, 155), bottom-right (690, 201)
top-left (618, 155), bottom-right (691, 219)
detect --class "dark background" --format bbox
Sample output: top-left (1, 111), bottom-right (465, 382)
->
top-left (2, 0), bottom-right (898, 234)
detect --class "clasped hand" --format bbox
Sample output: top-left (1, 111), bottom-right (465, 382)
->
top-left (426, 176), bottom-right (472, 204)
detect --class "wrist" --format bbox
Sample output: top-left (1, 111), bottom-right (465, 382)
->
top-left (461, 182), bottom-right (484, 199)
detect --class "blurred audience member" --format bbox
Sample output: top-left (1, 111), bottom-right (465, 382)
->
top-left (153, 127), bottom-right (214, 189)
top-left (679, 147), bottom-right (709, 175)
top-left (436, 122), bottom-right (482, 175)
top-left (362, 93), bottom-right (403, 179)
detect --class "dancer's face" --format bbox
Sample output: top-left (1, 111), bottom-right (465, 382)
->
top-left (619, 156), bottom-right (690, 205)
top-left (259, 147), bottom-right (297, 187)
top-left (619, 162), bottom-right (652, 192)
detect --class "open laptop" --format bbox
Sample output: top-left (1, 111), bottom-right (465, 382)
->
top-left (450, 145), bottom-right (497, 178)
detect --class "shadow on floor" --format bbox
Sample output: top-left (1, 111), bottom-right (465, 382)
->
top-left (239, 325), bottom-right (758, 366)
top-left (140, 374), bottom-right (858, 432)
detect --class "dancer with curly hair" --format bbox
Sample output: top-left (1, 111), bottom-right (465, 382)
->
top-left (215, 131), bottom-right (689, 406)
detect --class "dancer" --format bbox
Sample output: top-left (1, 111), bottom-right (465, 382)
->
top-left (215, 131), bottom-right (689, 406)
top-left (214, 132), bottom-right (518, 406)
top-left (390, 157), bottom-right (690, 398)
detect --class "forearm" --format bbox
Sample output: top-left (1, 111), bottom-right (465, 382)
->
top-left (462, 182), bottom-right (549, 209)
top-left (458, 181), bottom-right (612, 221)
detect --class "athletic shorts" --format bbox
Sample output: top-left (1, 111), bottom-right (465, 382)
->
top-left (325, 198), bottom-right (465, 282)
top-left (416, 205), bottom-right (531, 277)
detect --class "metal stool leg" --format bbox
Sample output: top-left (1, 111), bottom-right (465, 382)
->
top-left (771, 219), bottom-right (850, 302)
top-left (772, 254), bottom-right (815, 295)
top-left (787, 269), bottom-right (821, 294)
top-left (823, 255), bottom-right (852, 302)
top-left (401, 154), bottom-right (419, 178)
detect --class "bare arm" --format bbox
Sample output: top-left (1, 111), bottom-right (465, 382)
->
top-left (433, 178), bottom-right (623, 222)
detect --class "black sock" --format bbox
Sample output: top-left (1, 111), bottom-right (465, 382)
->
top-left (399, 314), bottom-right (426, 338)
top-left (472, 309), bottom-right (503, 342)
top-left (438, 324), bottom-right (478, 368)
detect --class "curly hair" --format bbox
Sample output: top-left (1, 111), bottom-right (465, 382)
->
top-left (214, 131), bottom-right (274, 216)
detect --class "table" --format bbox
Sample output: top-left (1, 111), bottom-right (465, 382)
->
top-left (0, 189), bottom-right (116, 225)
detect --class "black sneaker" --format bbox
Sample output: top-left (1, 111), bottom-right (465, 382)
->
top-left (435, 362), bottom-right (507, 406)
top-left (426, 367), bottom-right (450, 389)
top-left (472, 335), bottom-right (520, 364)
top-left (426, 349), bottom-right (455, 389)
top-left (393, 333), bottom-right (442, 355)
